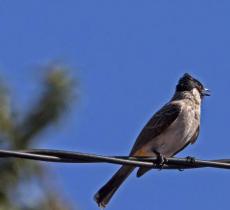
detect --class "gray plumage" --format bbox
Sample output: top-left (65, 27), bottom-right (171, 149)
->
top-left (94, 73), bottom-right (209, 208)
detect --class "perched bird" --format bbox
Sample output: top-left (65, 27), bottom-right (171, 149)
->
top-left (94, 73), bottom-right (210, 208)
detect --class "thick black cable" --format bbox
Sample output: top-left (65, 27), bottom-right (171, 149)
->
top-left (0, 149), bottom-right (229, 170)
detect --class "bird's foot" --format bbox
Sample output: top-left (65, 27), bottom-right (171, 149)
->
top-left (153, 150), bottom-right (167, 169)
top-left (186, 156), bottom-right (196, 164)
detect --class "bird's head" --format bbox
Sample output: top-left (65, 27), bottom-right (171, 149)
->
top-left (176, 73), bottom-right (210, 98)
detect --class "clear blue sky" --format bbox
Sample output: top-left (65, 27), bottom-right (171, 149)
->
top-left (0, 1), bottom-right (230, 210)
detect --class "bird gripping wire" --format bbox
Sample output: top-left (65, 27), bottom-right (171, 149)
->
top-left (0, 149), bottom-right (229, 170)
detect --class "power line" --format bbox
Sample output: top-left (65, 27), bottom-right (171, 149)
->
top-left (0, 149), bottom-right (229, 170)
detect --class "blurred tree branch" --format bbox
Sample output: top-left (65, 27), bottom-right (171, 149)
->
top-left (15, 67), bottom-right (75, 147)
top-left (0, 65), bottom-right (77, 210)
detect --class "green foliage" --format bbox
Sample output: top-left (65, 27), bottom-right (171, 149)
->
top-left (0, 65), bottom-right (77, 210)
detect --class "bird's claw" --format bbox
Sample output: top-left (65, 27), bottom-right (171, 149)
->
top-left (153, 150), bottom-right (167, 169)
top-left (186, 156), bottom-right (195, 164)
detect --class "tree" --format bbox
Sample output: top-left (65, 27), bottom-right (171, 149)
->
top-left (0, 65), bottom-right (76, 210)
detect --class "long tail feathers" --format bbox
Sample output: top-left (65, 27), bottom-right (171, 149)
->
top-left (94, 165), bottom-right (135, 208)
top-left (136, 167), bottom-right (151, 177)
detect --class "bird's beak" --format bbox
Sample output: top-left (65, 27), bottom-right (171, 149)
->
top-left (202, 88), bottom-right (211, 96)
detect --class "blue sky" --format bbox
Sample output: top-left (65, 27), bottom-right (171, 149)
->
top-left (0, 1), bottom-right (230, 210)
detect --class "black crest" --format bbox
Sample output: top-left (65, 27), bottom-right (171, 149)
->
top-left (176, 73), bottom-right (204, 93)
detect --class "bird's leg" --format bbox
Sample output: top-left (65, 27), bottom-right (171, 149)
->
top-left (153, 150), bottom-right (166, 169)
top-left (186, 156), bottom-right (196, 164)
top-left (177, 156), bottom-right (195, 171)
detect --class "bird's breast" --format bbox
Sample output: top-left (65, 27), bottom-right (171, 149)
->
top-left (139, 102), bottom-right (200, 157)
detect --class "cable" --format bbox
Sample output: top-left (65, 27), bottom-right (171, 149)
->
top-left (0, 149), bottom-right (229, 170)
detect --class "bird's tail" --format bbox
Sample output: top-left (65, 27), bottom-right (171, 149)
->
top-left (94, 165), bottom-right (135, 208)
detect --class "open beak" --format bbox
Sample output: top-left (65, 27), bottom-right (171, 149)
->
top-left (202, 88), bottom-right (211, 96)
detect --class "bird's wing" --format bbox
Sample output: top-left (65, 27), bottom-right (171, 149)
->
top-left (130, 102), bottom-right (182, 155)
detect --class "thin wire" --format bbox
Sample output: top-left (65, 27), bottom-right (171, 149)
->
top-left (0, 149), bottom-right (229, 170)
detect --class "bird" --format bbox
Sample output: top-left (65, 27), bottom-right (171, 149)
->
top-left (94, 73), bottom-right (210, 208)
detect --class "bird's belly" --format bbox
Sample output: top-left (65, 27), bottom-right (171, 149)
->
top-left (141, 109), bottom-right (198, 157)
